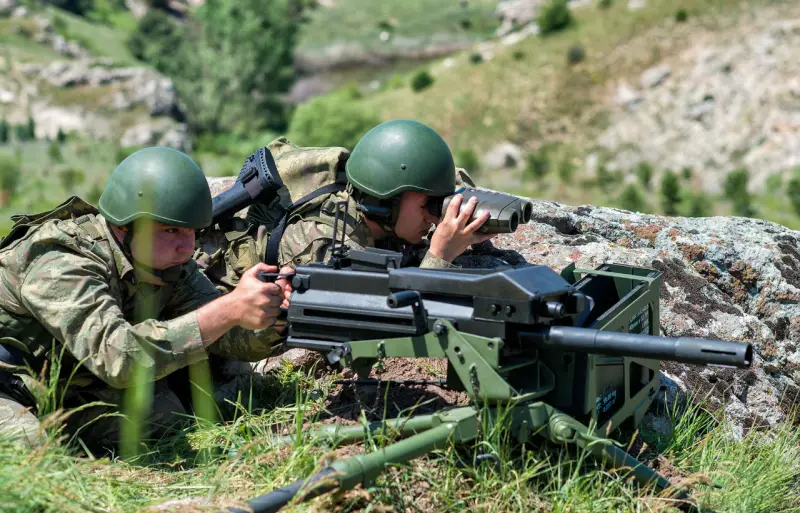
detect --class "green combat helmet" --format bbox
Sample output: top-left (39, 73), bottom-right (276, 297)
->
top-left (345, 119), bottom-right (456, 227)
top-left (99, 146), bottom-right (212, 229)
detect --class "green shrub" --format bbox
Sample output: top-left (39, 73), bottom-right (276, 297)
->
top-left (287, 88), bottom-right (381, 150)
top-left (0, 120), bottom-right (8, 143)
top-left (596, 163), bottom-right (622, 192)
top-left (512, 50), bottom-right (525, 61)
top-left (115, 145), bottom-right (141, 164)
top-left (58, 168), bottom-right (85, 192)
top-left (788, 175), bottom-right (800, 217)
top-left (660, 169), bottom-right (681, 216)
top-left (525, 150), bottom-right (550, 180)
top-left (635, 161), bottom-right (653, 190)
top-left (687, 192), bottom-right (712, 217)
top-left (410, 70), bottom-right (434, 92)
top-left (57, 128), bottom-right (66, 144)
top-left (538, 0), bottom-right (573, 35)
top-left (48, 142), bottom-right (63, 163)
top-left (675, 9), bottom-right (688, 22)
top-left (681, 166), bottom-right (693, 181)
top-left (14, 124), bottom-right (31, 142)
top-left (617, 184), bottom-right (646, 213)
top-left (454, 149), bottom-right (480, 173)
top-left (558, 155), bottom-right (576, 182)
top-left (0, 157), bottom-right (21, 207)
top-left (469, 52), bottom-right (483, 64)
top-left (566, 44), bottom-right (585, 65)
top-left (87, 182), bottom-right (104, 205)
top-left (724, 167), bottom-right (755, 217)
top-left (598, 0), bottom-right (613, 9)
top-left (44, 0), bottom-right (94, 17)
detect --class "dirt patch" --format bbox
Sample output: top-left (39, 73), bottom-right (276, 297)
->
top-left (650, 455), bottom-right (687, 485)
top-left (323, 358), bottom-right (469, 423)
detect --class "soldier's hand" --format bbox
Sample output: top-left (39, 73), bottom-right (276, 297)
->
top-left (428, 194), bottom-right (496, 263)
top-left (275, 265), bottom-right (294, 309)
top-left (229, 263), bottom-right (283, 330)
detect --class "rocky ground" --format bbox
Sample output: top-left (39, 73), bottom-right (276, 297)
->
top-left (207, 175), bottom-right (800, 441)
top-left (0, 6), bottom-right (191, 150)
top-left (598, 3), bottom-right (800, 193)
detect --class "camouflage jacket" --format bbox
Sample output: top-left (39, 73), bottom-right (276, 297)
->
top-left (0, 200), bottom-right (281, 389)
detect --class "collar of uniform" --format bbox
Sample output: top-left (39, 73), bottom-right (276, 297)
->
top-left (98, 215), bottom-right (136, 281)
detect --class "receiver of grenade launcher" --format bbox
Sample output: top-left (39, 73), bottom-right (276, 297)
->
top-left (232, 249), bottom-right (752, 513)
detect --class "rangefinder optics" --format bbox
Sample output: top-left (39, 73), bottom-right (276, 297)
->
top-left (426, 188), bottom-right (534, 233)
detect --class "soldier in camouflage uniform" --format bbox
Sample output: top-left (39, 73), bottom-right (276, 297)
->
top-left (0, 147), bottom-right (286, 452)
top-left (199, 120), bottom-right (493, 299)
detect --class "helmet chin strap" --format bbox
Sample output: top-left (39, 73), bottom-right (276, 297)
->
top-left (349, 185), bottom-right (401, 238)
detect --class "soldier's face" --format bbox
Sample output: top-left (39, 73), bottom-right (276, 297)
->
top-left (394, 192), bottom-right (440, 243)
top-left (130, 222), bottom-right (196, 269)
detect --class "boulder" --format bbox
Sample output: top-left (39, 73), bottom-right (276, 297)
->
top-left (121, 120), bottom-right (191, 152)
top-left (0, 0), bottom-right (18, 16)
top-left (482, 141), bottom-right (525, 170)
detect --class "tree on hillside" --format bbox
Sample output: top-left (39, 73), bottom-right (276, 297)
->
top-left (130, 0), bottom-right (301, 134)
top-left (287, 87), bottom-right (380, 150)
top-left (660, 170), bottom-right (681, 216)
top-left (44, 0), bottom-right (95, 16)
top-left (0, 157), bottom-right (21, 208)
top-left (724, 167), bottom-right (755, 217)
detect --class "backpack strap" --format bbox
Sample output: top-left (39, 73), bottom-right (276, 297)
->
top-left (265, 182), bottom-right (346, 266)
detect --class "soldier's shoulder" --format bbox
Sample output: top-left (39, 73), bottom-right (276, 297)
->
top-left (12, 217), bottom-right (111, 266)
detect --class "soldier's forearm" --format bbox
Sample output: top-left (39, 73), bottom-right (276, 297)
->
top-left (196, 294), bottom-right (240, 347)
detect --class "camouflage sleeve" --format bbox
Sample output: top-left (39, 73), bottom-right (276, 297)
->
top-left (278, 218), bottom-right (366, 268)
top-left (19, 246), bottom-right (208, 389)
top-left (165, 262), bottom-right (284, 362)
top-left (419, 251), bottom-right (457, 269)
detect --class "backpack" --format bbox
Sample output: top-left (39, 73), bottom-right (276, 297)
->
top-left (199, 137), bottom-right (350, 288)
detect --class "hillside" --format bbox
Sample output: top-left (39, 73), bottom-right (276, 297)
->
top-left (299, 0), bottom-right (800, 228)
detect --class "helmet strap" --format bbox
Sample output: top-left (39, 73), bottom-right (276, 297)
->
top-left (350, 185), bottom-right (400, 237)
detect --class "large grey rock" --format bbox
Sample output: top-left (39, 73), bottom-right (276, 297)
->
top-left (121, 120), bottom-right (191, 152)
top-left (204, 175), bottom-right (800, 438)
top-left (0, 0), bottom-right (18, 16)
top-left (482, 141), bottom-right (525, 170)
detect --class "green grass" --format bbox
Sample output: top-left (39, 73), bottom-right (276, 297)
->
top-left (44, 6), bottom-right (139, 66)
top-left (297, 0), bottom-right (500, 63)
top-left (0, 18), bottom-right (64, 63)
top-left (2, 362), bottom-right (798, 513)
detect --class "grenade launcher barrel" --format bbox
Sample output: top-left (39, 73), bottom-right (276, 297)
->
top-left (427, 188), bottom-right (533, 233)
top-left (524, 326), bottom-right (752, 368)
